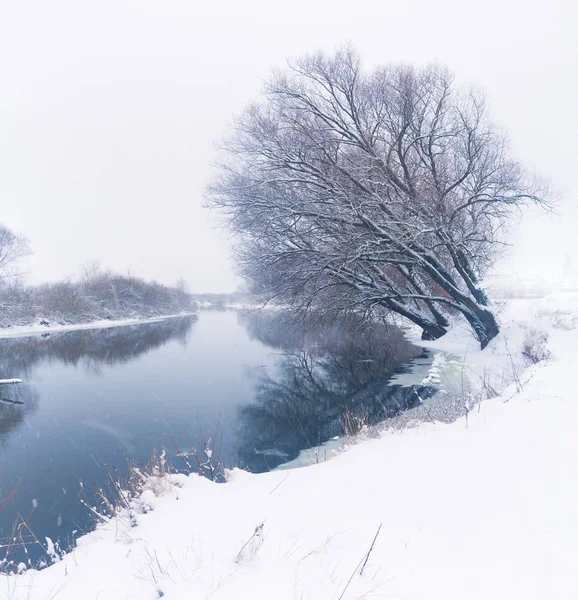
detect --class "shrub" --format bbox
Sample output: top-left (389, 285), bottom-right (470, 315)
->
top-left (521, 329), bottom-right (551, 364)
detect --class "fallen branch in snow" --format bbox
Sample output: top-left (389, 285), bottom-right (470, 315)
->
top-left (359, 523), bottom-right (382, 576)
top-left (338, 523), bottom-right (383, 599)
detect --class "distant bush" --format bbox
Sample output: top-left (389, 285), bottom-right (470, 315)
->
top-left (521, 329), bottom-right (551, 364)
top-left (0, 270), bottom-right (195, 328)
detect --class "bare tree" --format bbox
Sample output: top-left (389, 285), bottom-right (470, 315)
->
top-left (0, 224), bottom-right (30, 281)
top-left (208, 48), bottom-right (547, 348)
top-left (80, 260), bottom-right (103, 284)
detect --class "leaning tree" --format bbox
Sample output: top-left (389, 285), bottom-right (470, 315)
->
top-left (208, 49), bottom-right (545, 348)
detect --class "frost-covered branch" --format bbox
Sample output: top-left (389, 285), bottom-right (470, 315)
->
top-left (208, 47), bottom-right (548, 348)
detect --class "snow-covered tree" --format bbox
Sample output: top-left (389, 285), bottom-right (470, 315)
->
top-left (208, 48), bottom-right (547, 348)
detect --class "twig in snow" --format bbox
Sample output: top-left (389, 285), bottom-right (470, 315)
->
top-left (359, 523), bottom-right (382, 575)
top-left (269, 473), bottom-right (290, 495)
top-left (337, 523), bottom-right (383, 600)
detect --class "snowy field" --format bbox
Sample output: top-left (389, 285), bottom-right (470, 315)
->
top-left (0, 313), bottom-right (196, 340)
top-left (2, 292), bottom-right (577, 599)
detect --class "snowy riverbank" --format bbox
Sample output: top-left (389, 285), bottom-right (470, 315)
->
top-left (2, 293), bottom-right (577, 599)
top-left (0, 313), bottom-right (197, 340)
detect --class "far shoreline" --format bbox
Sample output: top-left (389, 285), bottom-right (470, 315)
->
top-left (0, 312), bottom-right (197, 340)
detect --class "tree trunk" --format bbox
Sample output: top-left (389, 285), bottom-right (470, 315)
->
top-left (463, 306), bottom-right (500, 349)
top-left (379, 299), bottom-right (448, 341)
top-left (420, 323), bottom-right (448, 341)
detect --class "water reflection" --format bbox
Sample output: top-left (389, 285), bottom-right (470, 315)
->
top-left (0, 384), bottom-right (39, 446)
top-left (237, 311), bottom-right (434, 471)
top-left (0, 317), bottom-right (196, 450)
top-left (0, 316), bottom-right (195, 376)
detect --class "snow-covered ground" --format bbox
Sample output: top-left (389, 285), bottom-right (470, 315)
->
top-left (0, 313), bottom-right (196, 340)
top-left (2, 292), bottom-right (577, 599)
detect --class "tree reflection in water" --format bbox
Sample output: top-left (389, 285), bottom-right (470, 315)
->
top-left (0, 384), bottom-right (39, 451)
top-left (237, 311), bottom-right (435, 472)
top-left (0, 316), bottom-right (196, 447)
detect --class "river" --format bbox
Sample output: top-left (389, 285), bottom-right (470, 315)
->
top-left (0, 309), bottom-right (438, 566)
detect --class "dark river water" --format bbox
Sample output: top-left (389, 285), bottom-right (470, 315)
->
top-left (0, 309), bottom-right (435, 566)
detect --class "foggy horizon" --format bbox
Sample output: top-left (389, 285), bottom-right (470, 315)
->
top-left (1, 0), bottom-right (576, 293)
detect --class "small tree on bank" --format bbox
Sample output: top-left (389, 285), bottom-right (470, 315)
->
top-left (0, 224), bottom-right (30, 282)
top-left (208, 49), bottom-right (546, 348)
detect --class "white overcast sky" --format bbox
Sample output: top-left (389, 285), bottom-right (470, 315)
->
top-left (1, 0), bottom-right (576, 292)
